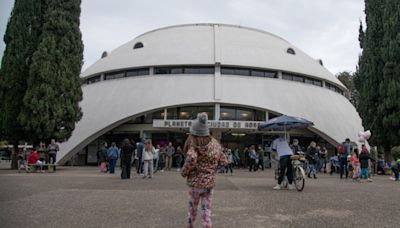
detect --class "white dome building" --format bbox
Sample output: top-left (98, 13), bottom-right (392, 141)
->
top-left (57, 23), bottom-right (363, 165)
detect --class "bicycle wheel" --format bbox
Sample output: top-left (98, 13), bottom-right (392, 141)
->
top-left (294, 166), bottom-right (305, 191)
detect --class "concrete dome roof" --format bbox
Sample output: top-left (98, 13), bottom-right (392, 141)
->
top-left (81, 23), bottom-right (344, 89)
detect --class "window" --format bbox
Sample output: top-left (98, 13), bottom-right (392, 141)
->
top-left (264, 71), bottom-right (277, 78)
top-left (220, 107), bottom-right (236, 120)
top-left (237, 109), bottom-right (253, 121)
top-left (86, 75), bottom-right (101, 84)
top-left (170, 67), bottom-right (184, 74)
top-left (155, 66), bottom-right (214, 75)
top-left (287, 48), bottom-right (296, 55)
top-left (221, 67), bottom-right (250, 76)
top-left (184, 67), bottom-right (214, 74)
top-left (133, 42), bottom-right (143, 49)
top-left (282, 73), bottom-right (293, 81)
top-left (220, 106), bottom-right (263, 121)
top-left (126, 68), bottom-right (149, 77)
top-left (293, 75), bottom-right (304, 82)
top-left (154, 67), bottom-right (170, 74)
top-left (178, 106), bottom-right (214, 120)
top-left (251, 70), bottom-right (265, 77)
top-left (221, 68), bottom-right (235, 75)
top-left (104, 71), bottom-right (125, 80)
top-left (255, 110), bottom-right (265, 121)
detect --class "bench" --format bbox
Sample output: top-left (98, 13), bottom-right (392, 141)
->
top-left (26, 164), bottom-right (57, 173)
top-left (383, 167), bottom-right (392, 175)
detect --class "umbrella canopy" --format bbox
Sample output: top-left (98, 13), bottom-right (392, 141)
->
top-left (258, 115), bottom-right (313, 131)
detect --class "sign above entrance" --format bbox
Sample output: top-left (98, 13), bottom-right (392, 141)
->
top-left (153, 119), bottom-right (264, 130)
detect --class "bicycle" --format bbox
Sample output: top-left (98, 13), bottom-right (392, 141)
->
top-left (274, 154), bottom-right (306, 191)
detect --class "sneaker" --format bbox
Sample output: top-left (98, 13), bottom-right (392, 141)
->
top-left (367, 178), bottom-right (372, 182)
top-left (288, 184), bottom-right (295, 190)
top-left (273, 184), bottom-right (281, 190)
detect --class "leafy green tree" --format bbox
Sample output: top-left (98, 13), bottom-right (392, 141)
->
top-left (355, 0), bottom-right (400, 159)
top-left (0, 0), bottom-right (43, 169)
top-left (19, 0), bottom-right (83, 143)
top-left (337, 71), bottom-right (358, 107)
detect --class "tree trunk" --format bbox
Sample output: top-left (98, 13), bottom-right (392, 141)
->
top-left (11, 142), bottom-right (18, 170)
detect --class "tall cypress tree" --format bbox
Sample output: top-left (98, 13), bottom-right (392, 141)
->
top-left (379, 0), bottom-right (400, 151)
top-left (18, 0), bottom-right (83, 143)
top-left (355, 0), bottom-right (400, 158)
top-left (0, 0), bottom-right (42, 169)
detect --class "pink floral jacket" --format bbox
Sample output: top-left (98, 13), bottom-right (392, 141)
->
top-left (181, 138), bottom-right (227, 189)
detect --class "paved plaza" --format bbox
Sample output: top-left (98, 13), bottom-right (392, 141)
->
top-left (0, 166), bottom-right (399, 228)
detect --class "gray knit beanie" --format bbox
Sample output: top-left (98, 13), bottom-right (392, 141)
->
top-left (190, 112), bottom-right (210, 136)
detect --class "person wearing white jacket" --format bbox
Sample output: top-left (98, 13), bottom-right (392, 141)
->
top-left (142, 139), bottom-right (155, 179)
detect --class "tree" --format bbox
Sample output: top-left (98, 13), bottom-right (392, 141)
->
top-left (18, 0), bottom-right (83, 143)
top-left (355, 0), bottom-right (400, 160)
top-left (379, 0), bottom-right (400, 153)
top-left (336, 71), bottom-right (358, 107)
top-left (0, 0), bottom-right (43, 169)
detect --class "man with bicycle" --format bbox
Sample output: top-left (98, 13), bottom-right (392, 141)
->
top-left (272, 135), bottom-right (294, 190)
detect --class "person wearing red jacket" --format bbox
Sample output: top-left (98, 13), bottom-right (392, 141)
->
top-left (28, 150), bottom-right (43, 172)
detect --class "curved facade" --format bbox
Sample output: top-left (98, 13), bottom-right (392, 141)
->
top-left (57, 23), bottom-right (363, 165)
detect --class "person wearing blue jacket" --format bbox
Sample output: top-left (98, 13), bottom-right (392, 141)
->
top-left (107, 142), bottom-right (119, 174)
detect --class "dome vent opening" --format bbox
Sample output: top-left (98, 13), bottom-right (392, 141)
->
top-left (286, 48), bottom-right (296, 55)
top-left (317, 59), bottom-right (324, 66)
top-left (133, 42), bottom-right (144, 49)
top-left (101, 51), bottom-right (108, 58)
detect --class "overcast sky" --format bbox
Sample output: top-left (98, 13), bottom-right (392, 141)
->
top-left (0, 0), bottom-right (365, 75)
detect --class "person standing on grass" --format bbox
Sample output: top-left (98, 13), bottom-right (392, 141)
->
top-left (182, 113), bottom-right (227, 228)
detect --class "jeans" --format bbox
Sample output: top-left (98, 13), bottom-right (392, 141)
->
top-left (49, 153), bottom-right (57, 164)
top-left (108, 158), bottom-right (116, 174)
top-left (392, 167), bottom-right (399, 180)
top-left (121, 158), bottom-right (132, 179)
top-left (153, 158), bottom-right (159, 172)
top-left (339, 157), bottom-right (348, 178)
top-left (249, 159), bottom-right (256, 172)
top-left (361, 168), bottom-right (369, 179)
top-left (225, 163), bottom-right (233, 174)
top-left (278, 155), bottom-right (293, 185)
top-left (136, 157), bottom-right (143, 174)
top-left (309, 164), bottom-right (317, 177)
top-left (143, 160), bottom-right (154, 178)
top-left (257, 159), bottom-right (264, 171)
top-left (187, 188), bottom-right (213, 228)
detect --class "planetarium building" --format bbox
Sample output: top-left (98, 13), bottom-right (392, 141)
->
top-left (57, 23), bottom-right (363, 165)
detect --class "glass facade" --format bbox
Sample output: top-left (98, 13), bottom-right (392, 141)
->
top-left (221, 67), bottom-right (277, 78)
top-left (154, 66), bottom-right (214, 75)
top-left (220, 106), bottom-right (265, 121)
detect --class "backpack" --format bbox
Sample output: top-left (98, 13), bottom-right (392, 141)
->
top-left (338, 144), bottom-right (345, 154)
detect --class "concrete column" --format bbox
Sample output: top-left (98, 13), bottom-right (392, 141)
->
top-left (100, 73), bottom-right (105, 81)
top-left (213, 25), bottom-right (222, 101)
top-left (163, 108), bottom-right (167, 120)
top-left (277, 71), bottom-right (282, 79)
top-left (215, 103), bottom-right (220, 120)
top-left (214, 64), bottom-right (222, 100)
top-left (265, 111), bottom-right (269, 121)
top-left (149, 67), bottom-right (154, 75)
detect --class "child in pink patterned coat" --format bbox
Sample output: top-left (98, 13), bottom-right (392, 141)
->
top-left (181, 113), bottom-right (227, 228)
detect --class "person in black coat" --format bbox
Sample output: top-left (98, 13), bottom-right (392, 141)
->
top-left (120, 139), bottom-right (134, 179)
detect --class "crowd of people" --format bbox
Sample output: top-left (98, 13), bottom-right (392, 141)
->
top-left (16, 139), bottom-right (60, 172)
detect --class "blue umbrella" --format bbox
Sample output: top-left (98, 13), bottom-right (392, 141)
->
top-left (258, 115), bottom-right (313, 131)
